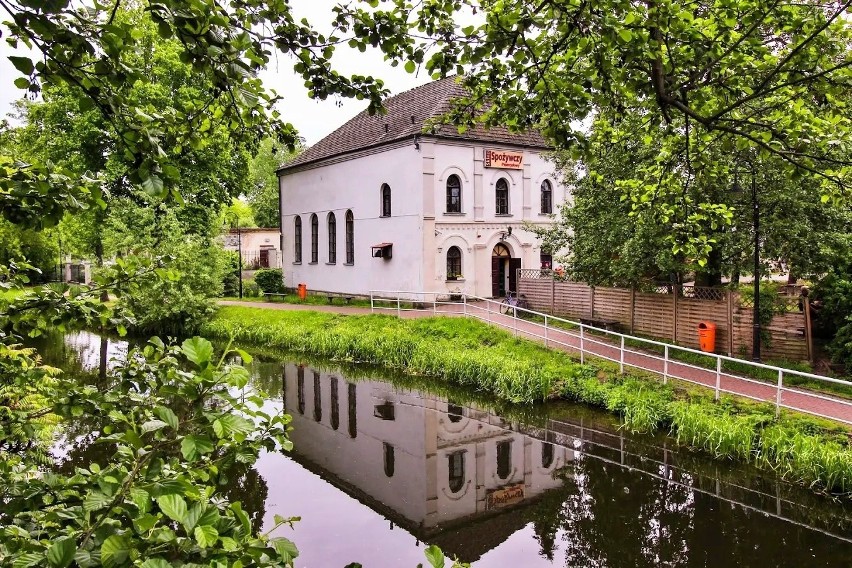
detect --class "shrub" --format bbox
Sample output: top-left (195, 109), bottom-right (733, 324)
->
top-left (222, 250), bottom-right (240, 297)
top-left (244, 278), bottom-right (261, 298)
top-left (254, 268), bottom-right (284, 294)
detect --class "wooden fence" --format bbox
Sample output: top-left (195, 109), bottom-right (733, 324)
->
top-left (517, 270), bottom-right (811, 361)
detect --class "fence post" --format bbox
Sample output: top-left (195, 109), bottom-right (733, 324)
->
top-left (433, 295), bottom-right (437, 314)
top-left (544, 315), bottom-right (549, 347)
top-left (673, 284), bottom-right (680, 342)
top-left (463, 294), bottom-right (467, 317)
top-left (715, 357), bottom-right (722, 401)
top-left (804, 296), bottom-right (814, 363)
top-left (589, 286), bottom-right (595, 319)
top-left (629, 287), bottom-right (636, 334)
top-left (775, 369), bottom-right (783, 418)
top-left (551, 272), bottom-right (556, 314)
top-left (663, 345), bottom-right (669, 384)
top-left (619, 336), bottom-right (625, 374)
top-left (513, 307), bottom-right (518, 337)
top-left (397, 295), bottom-right (401, 318)
top-left (370, 292), bottom-right (374, 313)
top-left (727, 288), bottom-right (735, 356)
top-left (580, 324), bottom-right (585, 364)
top-left (488, 299), bottom-right (492, 322)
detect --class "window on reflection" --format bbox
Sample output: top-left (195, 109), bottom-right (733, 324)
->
top-left (448, 451), bottom-right (465, 493)
top-left (497, 440), bottom-right (512, 479)
top-left (383, 443), bottom-right (395, 477)
top-left (541, 442), bottom-right (554, 468)
top-left (447, 403), bottom-right (463, 423)
top-left (297, 366), bottom-right (305, 415)
top-left (281, 368), bottom-right (287, 407)
top-left (313, 371), bottom-right (322, 422)
top-left (330, 377), bottom-right (339, 430)
top-left (348, 383), bottom-right (357, 438)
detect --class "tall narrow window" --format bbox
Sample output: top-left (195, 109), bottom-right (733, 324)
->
top-left (381, 183), bottom-right (391, 217)
top-left (446, 246), bottom-right (462, 280)
top-left (383, 443), bottom-right (395, 477)
top-left (310, 214), bottom-right (318, 263)
top-left (541, 180), bottom-right (553, 214)
top-left (327, 212), bottom-right (337, 264)
top-left (345, 210), bottom-right (354, 264)
top-left (294, 216), bottom-right (302, 263)
top-left (330, 377), bottom-right (339, 430)
top-left (496, 178), bottom-right (509, 215)
top-left (448, 452), bottom-right (465, 493)
top-left (348, 383), bottom-right (357, 438)
top-left (541, 442), bottom-right (554, 468)
top-left (446, 174), bottom-right (461, 213)
top-left (297, 366), bottom-right (305, 415)
top-left (313, 371), bottom-right (322, 422)
top-left (497, 440), bottom-right (512, 479)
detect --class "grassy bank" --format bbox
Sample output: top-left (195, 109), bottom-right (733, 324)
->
top-left (202, 306), bottom-right (852, 494)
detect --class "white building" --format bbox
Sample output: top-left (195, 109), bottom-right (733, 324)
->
top-left (277, 77), bottom-right (569, 298)
top-left (222, 228), bottom-right (282, 269)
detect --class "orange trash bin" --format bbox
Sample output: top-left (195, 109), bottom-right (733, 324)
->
top-left (697, 321), bottom-right (717, 353)
top-left (297, 283), bottom-right (307, 301)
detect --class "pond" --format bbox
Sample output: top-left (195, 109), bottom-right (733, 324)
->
top-left (32, 331), bottom-right (852, 567)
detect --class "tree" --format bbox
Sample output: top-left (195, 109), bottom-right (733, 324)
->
top-left (247, 138), bottom-right (301, 228)
top-left (337, 0), bottom-right (852, 260)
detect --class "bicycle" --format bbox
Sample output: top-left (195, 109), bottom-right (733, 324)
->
top-left (501, 291), bottom-right (530, 315)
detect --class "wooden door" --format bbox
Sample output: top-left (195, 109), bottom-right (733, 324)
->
top-left (259, 248), bottom-right (270, 268)
top-left (491, 257), bottom-right (500, 297)
top-left (509, 258), bottom-right (522, 293)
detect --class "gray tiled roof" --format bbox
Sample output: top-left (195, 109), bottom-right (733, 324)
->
top-left (279, 77), bottom-right (550, 172)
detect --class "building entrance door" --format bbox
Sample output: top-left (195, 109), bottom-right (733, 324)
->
top-left (491, 244), bottom-right (519, 297)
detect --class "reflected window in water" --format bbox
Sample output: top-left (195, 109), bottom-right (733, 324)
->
top-left (297, 366), bottom-right (305, 415)
top-left (448, 451), bottom-right (465, 493)
top-left (447, 403), bottom-right (463, 423)
top-left (348, 383), bottom-right (357, 438)
top-left (541, 442), bottom-right (554, 469)
top-left (313, 371), bottom-right (322, 422)
top-left (497, 440), bottom-right (512, 480)
top-left (281, 367), bottom-right (286, 407)
top-left (330, 377), bottom-right (339, 430)
top-left (383, 443), bottom-right (395, 477)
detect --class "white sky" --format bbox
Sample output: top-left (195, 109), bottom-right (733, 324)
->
top-left (0, 0), bottom-right (432, 145)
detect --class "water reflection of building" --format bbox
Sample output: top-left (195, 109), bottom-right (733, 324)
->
top-left (281, 363), bottom-right (574, 540)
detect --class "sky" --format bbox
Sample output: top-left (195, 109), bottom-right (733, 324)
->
top-left (0, 0), bottom-right (432, 145)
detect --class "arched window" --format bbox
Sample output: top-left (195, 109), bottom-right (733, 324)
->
top-left (497, 440), bottom-right (512, 479)
top-left (348, 383), bottom-right (357, 438)
top-left (330, 377), bottom-right (339, 430)
top-left (541, 442), bottom-right (554, 468)
top-left (297, 366), bottom-right (305, 415)
top-left (383, 443), bottom-right (395, 477)
top-left (381, 183), bottom-right (391, 217)
top-left (310, 214), bottom-right (318, 263)
top-left (448, 451), bottom-right (465, 493)
top-left (446, 174), bottom-right (461, 213)
top-left (345, 210), bottom-right (354, 264)
top-left (294, 216), bottom-right (302, 263)
top-left (541, 180), bottom-right (553, 214)
top-left (495, 178), bottom-right (509, 215)
top-left (313, 371), bottom-right (322, 422)
top-left (446, 246), bottom-right (462, 280)
top-left (327, 212), bottom-right (337, 264)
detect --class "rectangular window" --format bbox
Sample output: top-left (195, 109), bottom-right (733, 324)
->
top-left (540, 253), bottom-right (553, 269)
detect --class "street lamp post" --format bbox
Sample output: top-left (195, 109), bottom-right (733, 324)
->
top-left (237, 224), bottom-right (243, 299)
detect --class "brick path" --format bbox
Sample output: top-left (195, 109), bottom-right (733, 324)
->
top-left (219, 300), bottom-right (852, 425)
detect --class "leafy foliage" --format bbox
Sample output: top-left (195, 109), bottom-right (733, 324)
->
top-left (813, 256), bottom-right (852, 370)
top-left (253, 269), bottom-right (285, 295)
top-left (0, 335), bottom-right (298, 568)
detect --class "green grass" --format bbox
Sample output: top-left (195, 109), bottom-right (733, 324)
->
top-left (202, 305), bottom-right (852, 494)
top-left (220, 293), bottom-right (375, 308)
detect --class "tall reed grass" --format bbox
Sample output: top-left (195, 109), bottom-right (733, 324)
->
top-left (203, 306), bottom-right (852, 494)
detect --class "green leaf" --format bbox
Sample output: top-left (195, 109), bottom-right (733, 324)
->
top-left (424, 545), bottom-right (445, 568)
top-left (13, 553), bottom-right (43, 568)
top-left (46, 537), bottom-right (76, 568)
top-left (141, 419), bottom-right (168, 433)
top-left (9, 55), bottom-right (34, 75)
top-left (181, 435), bottom-right (215, 461)
top-left (194, 525), bottom-right (219, 548)
top-left (140, 559), bottom-right (172, 568)
top-left (157, 494), bottom-right (187, 524)
top-left (84, 491), bottom-right (112, 512)
top-left (181, 337), bottom-right (213, 368)
top-left (404, 60), bottom-right (416, 73)
top-left (14, 77), bottom-right (30, 89)
top-left (270, 537), bottom-right (299, 563)
top-left (101, 535), bottom-right (129, 568)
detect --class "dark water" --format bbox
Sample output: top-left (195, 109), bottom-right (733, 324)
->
top-left (32, 331), bottom-right (852, 567)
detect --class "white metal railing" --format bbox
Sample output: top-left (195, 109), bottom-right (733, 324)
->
top-left (369, 290), bottom-right (852, 425)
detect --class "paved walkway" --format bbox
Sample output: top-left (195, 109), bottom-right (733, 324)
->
top-left (220, 300), bottom-right (852, 425)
